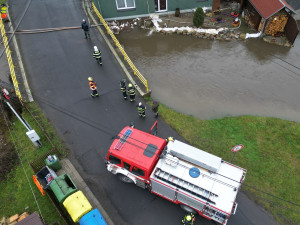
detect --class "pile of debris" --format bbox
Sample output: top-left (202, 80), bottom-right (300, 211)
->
top-left (1, 212), bottom-right (29, 225)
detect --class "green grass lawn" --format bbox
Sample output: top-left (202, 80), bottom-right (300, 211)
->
top-left (0, 102), bottom-right (67, 225)
top-left (147, 99), bottom-right (300, 225)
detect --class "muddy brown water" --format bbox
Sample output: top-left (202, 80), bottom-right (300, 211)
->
top-left (118, 29), bottom-right (300, 122)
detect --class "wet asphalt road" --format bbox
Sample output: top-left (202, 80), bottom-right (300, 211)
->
top-left (9, 0), bottom-right (279, 224)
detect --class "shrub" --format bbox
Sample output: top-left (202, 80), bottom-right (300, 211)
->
top-left (193, 7), bottom-right (205, 28)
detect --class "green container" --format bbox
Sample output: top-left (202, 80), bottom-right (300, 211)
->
top-left (50, 174), bottom-right (78, 203)
top-left (45, 154), bottom-right (62, 171)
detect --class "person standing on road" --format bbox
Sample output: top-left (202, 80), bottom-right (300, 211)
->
top-left (120, 79), bottom-right (127, 100)
top-left (136, 102), bottom-right (146, 118)
top-left (127, 83), bottom-right (135, 102)
top-left (81, 19), bottom-right (90, 39)
top-left (88, 77), bottom-right (98, 98)
top-left (1, 4), bottom-right (9, 22)
top-left (152, 100), bottom-right (159, 118)
top-left (182, 213), bottom-right (195, 225)
top-left (93, 46), bottom-right (102, 65)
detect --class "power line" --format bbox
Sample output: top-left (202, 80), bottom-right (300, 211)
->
top-left (29, 95), bottom-right (300, 209)
top-left (0, 97), bottom-right (46, 224)
top-left (0, 0), bottom-right (33, 59)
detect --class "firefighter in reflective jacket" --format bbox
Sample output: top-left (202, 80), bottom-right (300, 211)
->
top-left (1, 4), bottom-right (8, 22)
top-left (93, 46), bottom-right (102, 65)
top-left (127, 83), bottom-right (135, 102)
top-left (88, 77), bottom-right (99, 97)
top-left (120, 79), bottom-right (127, 100)
top-left (182, 213), bottom-right (195, 225)
top-left (136, 102), bottom-right (146, 118)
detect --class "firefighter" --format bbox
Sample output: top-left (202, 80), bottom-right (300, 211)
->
top-left (88, 77), bottom-right (99, 98)
top-left (152, 100), bottom-right (159, 118)
top-left (182, 213), bottom-right (195, 225)
top-left (1, 4), bottom-right (9, 23)
top-left (120, 79), bottom-right (127, 100)
top-left (136, 102), bottom-right (146, 118)
top-left (165, 136), bottom-right (174, 143)
top-left (81, 19), bottom-right (90, 39)
top-left (127, 83), bottom-right (135, 102)
top-left (93, 46), bottom-right (102, 65)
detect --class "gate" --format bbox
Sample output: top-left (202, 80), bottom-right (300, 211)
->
top-left (285, 15), bottom-right (299, 45)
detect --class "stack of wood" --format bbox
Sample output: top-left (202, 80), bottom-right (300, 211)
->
top-left (0, 212), bottom-right (29, 225)
top-left (260, 11), bottom-right (289, 36)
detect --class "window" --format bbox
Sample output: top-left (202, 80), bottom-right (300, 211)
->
top-left (131, 166), bottom-right (145, 177)
top-left (109, 155), bottom-right (121, 165)
top-left (123, 162), bottom-right (131, 170)
top-left (116, 0), bottom-right (135, 10)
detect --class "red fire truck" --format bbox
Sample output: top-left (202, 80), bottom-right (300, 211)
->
top-left (105, 126), bottom-right (247, 225)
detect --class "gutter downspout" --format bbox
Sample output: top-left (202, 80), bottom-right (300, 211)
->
top-left (259, 18), bottom-right (267, 38)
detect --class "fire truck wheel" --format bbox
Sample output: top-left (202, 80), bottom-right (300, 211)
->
top-left (180, 204), bottom-right (197, 214)
top-left (118, 174), bottom-right (134, 183)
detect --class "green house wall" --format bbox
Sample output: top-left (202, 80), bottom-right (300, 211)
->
top-left (93, 0), bottom-right (212, 20)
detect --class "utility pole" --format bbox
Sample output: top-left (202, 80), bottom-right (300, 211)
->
top-left (1, 89), bottom-right (42, 147)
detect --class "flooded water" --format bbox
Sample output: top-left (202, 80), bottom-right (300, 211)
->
top-left (118, 29), bottom-right (300, 122)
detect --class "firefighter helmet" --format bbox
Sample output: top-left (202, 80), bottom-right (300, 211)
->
top-left (94, 46), bottom-right (98, 52)
top-left (139, 102), bottom-right (142, 106)
top-left (88, 77), bottom-right (93, 81)
top-left (128, 83), bottom-right (133, 87)
top-left (186, 215), bottom-right (192, 221)
top-left (167, 137), bottom-right (174, 142)
top-left (82, 19), bottom-right (86, 23)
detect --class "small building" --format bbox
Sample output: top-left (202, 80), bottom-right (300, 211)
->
top-left (93, 0), bottom-right (212, 21)
top-left (15, 212), bottom-right (44, 225)
top-left (244, 0), bottom-right (298, 44)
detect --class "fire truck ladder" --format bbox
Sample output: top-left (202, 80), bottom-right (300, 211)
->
top-left (154, 168), bottom-right (217, 204)
top-left (114, 129), bottom-right (132, 150)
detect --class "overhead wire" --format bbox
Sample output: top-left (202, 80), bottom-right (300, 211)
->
top-left (29, 94), bottom-right (300, 211)
top-left (0, 95), bottom-right (46, 224)
top-left (1, 0), bottom-right (299, 216)
top-left (0, 0), bottom-right (33, 59)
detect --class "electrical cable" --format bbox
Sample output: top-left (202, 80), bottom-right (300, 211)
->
top-left (0, 97), bottom-right (46, 224)
top-left (0, 0), bottom-right (33, 59)
top-left (29, 94), bottom-right (300, 210)
top-left (2, 1), bottom-right (299, 215)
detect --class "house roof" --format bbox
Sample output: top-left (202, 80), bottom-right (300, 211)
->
top-left (249, 0), bottom-right (296, 19)
top-left (15, 212), bottom-right (44, 225)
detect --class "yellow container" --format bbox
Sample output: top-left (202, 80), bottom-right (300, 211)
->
top-left (63, 190), bottom-right (93, 222)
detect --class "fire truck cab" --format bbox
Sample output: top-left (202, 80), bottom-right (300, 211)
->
top-left (105, 126), bottom-right (247, 225)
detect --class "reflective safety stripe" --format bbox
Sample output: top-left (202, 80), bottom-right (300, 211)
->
top-left (137, 107), bottom-right (145, 113)
top-left (128, 88), bottom-right (135, 95)
top-left (1, 7), bottom-right (7, 14)
top-left (89, 81), bottom-right (96, 90)
top-left (93, 51), bottom-right (101, 58)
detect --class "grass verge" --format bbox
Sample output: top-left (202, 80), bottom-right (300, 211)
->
top-left (0, 102), bottom-right (67, 224)
top-left (146, 98), bottom-right (300, 225)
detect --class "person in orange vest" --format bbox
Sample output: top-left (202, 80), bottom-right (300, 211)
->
top-left (1, 4), bottom-right (9, 23)
top-left (88, 77), bottom-right (99, 98)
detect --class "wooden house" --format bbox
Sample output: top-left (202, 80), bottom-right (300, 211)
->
top-left (244, 0), bottom-right (298, 44)
top-left (93, 0), bottom-right (213, 21)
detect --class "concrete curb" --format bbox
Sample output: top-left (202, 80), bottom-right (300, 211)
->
top-left (58, 158), bottom-right (115, 225)
top-left (7, 7), bottom-right (34, 102)
top-left (83, 1), bottom-right (148, 97)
